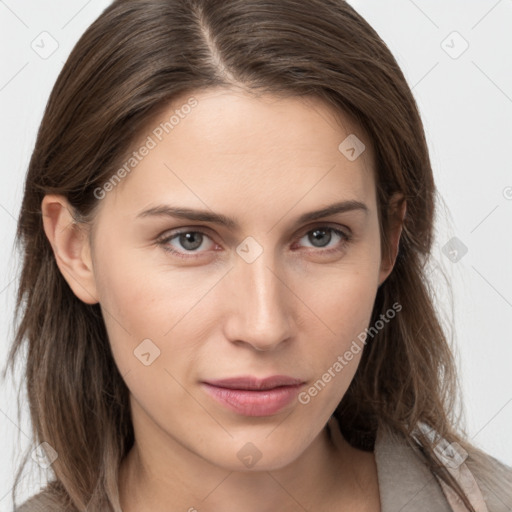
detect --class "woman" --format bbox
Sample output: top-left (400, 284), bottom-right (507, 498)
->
top-left (5, 0), bottom-right (511, 511)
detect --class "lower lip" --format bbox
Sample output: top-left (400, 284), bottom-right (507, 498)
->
top-left (201, 383), bottom-right (303, 416)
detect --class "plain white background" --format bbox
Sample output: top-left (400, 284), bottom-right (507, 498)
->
top-left (1, 0), bottom-right (511, 508)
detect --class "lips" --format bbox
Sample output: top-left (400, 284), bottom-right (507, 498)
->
top-left (201, 375), bottom-right (305, 416)
top-left (204, 375), bottom-right (304, 390)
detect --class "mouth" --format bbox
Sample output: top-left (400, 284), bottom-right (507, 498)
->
top-left (201, 375), bottom-right (305, 416)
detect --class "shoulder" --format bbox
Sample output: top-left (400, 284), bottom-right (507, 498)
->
top-left (376, 422), bottom-right (512, 512)
top-left (15, 489), bottom-right (67, 512)
top-left (373, 424), bottom-right (454, 511)
top-left (465, 447), bottom-right (512, 512)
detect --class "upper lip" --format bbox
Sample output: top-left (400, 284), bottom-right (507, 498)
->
top-left (203, 375), bottom-right (304, 390)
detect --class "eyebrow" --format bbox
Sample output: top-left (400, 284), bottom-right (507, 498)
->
top-left (136, 200), bottom-right (369, 230)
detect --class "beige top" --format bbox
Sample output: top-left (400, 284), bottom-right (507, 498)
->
top-left (15, 417), bottom-right (512, 511)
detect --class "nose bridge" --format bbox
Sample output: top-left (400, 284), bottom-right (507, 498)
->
top-left (228, 242), bottom-right (291, 350)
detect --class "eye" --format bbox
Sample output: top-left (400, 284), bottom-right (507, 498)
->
top-left (295, 226), bottom-right (352, 254)
top-left (156, 229), bottom-right (216, 259)
top-left (156, 224), bottom-right (352, 259)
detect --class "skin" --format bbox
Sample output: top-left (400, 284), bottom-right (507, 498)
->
top-left (42, 87), bottom-right (405, 512)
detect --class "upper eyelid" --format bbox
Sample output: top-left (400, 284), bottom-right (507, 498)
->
top-left (158, 222), bottom-right (350, 237)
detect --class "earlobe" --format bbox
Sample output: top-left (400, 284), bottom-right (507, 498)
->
top-left (378, 194), bottom-right (406, 286)
top-left (41, 195), bottom-right (99, 305)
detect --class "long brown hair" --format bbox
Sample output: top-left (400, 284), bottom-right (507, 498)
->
top-left (4, 0), bottom-right (510, 510)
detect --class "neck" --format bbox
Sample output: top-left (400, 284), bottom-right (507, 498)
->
top-left (118, 414), bottom-right (371, 512)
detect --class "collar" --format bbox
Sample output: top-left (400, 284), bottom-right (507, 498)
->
top-left (327, 416), bottom-right (452, 512)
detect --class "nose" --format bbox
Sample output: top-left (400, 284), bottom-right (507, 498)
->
top-left (223, 251), bottom-right (293, 352)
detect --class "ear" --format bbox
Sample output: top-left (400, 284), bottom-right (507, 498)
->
top-left (41, 195), bottom-right (99, 304)
top-left (378, 192), bottom-right (406, 287)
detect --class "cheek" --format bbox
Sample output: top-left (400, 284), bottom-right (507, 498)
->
top-left (297, 257), bottom-right (379, 401)
top-left (92, 243), bottom-right (214, 383)
top-left (93, 225), bottom-right (218, 327)
top-left (299, 254), bottom-right (379, 341)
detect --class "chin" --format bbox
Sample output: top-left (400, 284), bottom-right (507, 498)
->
top-left (200, 436), bottom-right (307, 473)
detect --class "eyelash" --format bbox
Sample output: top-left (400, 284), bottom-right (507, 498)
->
top-left (155, 225), bottom-right (353, 260)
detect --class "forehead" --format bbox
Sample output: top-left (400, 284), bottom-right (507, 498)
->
top-left (96, 88), bottom-right (376, 221)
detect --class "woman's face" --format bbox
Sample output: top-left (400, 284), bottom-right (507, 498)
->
top-left (81, 88), bottom-right (399, 471)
